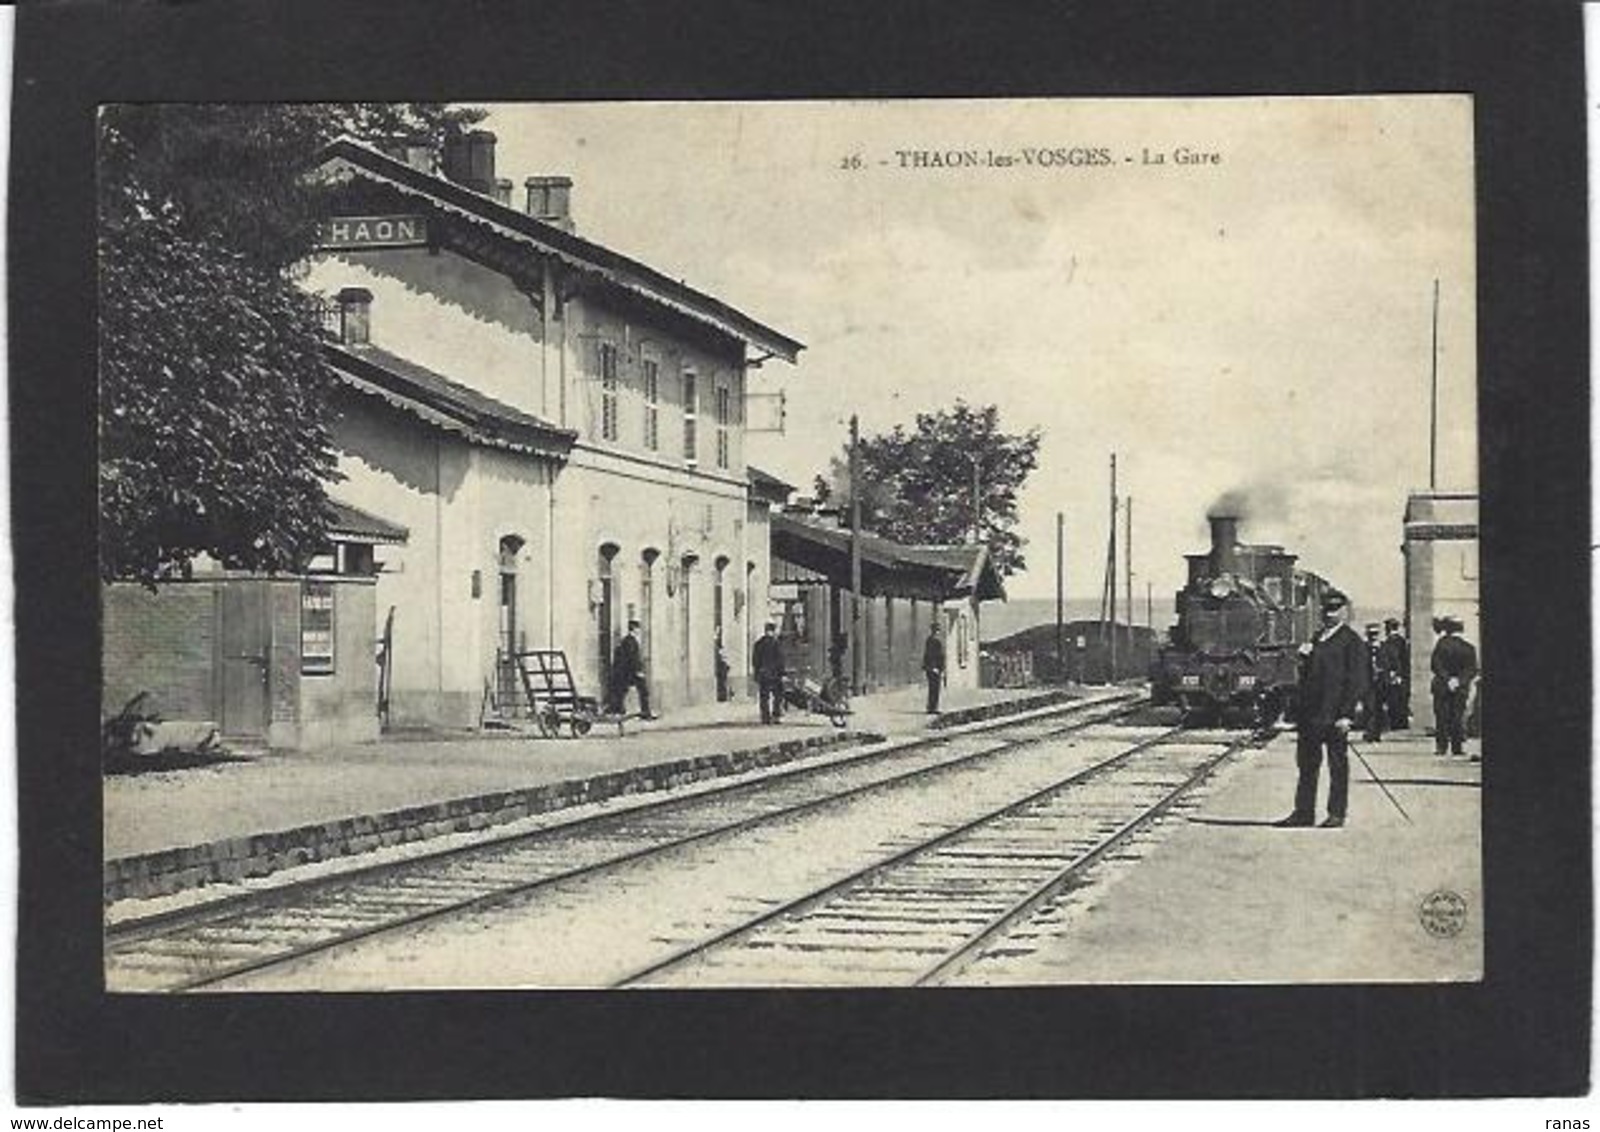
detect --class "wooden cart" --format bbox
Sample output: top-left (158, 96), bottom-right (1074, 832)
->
top-left (509, 649), bottom-right (606, 738)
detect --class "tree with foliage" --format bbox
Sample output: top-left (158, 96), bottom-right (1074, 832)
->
top-left (813, 402), bottom-right (1042, 577)
top-left (98, 102), bottom-right (484, 583)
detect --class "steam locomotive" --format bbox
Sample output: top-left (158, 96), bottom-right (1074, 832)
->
top-left (1149, 514), bottom-right (1338, 725)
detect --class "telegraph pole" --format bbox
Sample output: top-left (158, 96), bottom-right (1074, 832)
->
top-left (849, 413), bottom-right (863, 695)
top-left (1108, 454), bottom-right (1118, 681)
top-left (1055, 512), bottom-right (1065, 684)
top-left (1125, 495), bottom-right (1133, 650)
top-left (1428, 278), bottom-right (1440, 490)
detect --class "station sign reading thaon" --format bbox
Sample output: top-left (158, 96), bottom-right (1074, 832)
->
top-left (316, 215), bottom-right (429, 250)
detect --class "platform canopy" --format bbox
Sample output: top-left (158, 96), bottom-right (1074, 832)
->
top-left (771, 511), bottom-right (1006, 603)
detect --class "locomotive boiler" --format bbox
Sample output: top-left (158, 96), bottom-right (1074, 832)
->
top-left (1149, 514), bottom-right (1337, 725)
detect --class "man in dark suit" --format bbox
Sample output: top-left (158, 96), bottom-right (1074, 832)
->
top-left (1278, 590), bottom-right (1370, 829)
top-left (607, 619), bottom-right (655, 719)
top-left (753, 621), bottom-right (786, 724)
top-left (1362, 623), bottom-right (1386, 741)
top-left (922, 623), bottom-right (946, 714)
top-left (1378, 617), bottom-right (1411, 729)
top-left (1430, 616), bottom-right (1478, 757)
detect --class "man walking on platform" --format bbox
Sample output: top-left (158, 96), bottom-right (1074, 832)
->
top-left (1379, 617), bottom-right (1411, 730)
top-left (607, 620), bottom-right (655, 719)
top-left (753, 621), bottom-right (786, 725)
top-left (1277, 591), bottom-right (1370, 829)
top-left (922, 623), bottom-right (946, 714)
top-left (1430, 616), bottom-right (1478, 757)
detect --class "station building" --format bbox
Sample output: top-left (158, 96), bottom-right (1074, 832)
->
top-left (1401, 491), bottom-right (1480, 724)
top-left (104, 129), bottom-right (804, 748)
top-left (302, 131), bottom-right (804, 730)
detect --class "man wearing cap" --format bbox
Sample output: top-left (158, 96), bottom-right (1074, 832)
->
top-left (753, 621), bottom-right (786, 724)
top-left (1430, 616), bottom-right (1478, 757)
top-left (607, 619), bottom-right (655, 720)
top-left (1277, 590), bottom-right (1370, 829)
top-left (1378, 617), bottom-right (1411, 730)
top-left (1362, 624), bottom-right (1386, 742)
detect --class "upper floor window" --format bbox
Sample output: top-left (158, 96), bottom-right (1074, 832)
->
top-left (599, 343), bottom-right (620, 442)
top-left (642, 358), bottom-right (660, 451)
top-left (682, 369), bottom-right (698, 464)
top-left (715, 385), bottom-right (731, 470)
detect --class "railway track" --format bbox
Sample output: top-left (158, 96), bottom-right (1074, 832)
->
top-left (617, 727), bottom-right (1252, 988)
top-left (106, 690), bottom-right (1143, 992)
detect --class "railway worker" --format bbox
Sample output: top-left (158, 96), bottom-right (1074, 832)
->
top-left (1362, 624), bottom-right (1386, 742)
top-left (922, 623), bottom-right (947, 714)
top-left (1276, 590), bottom-right (1370, 829)
top-left (753, 621), bottom-right (786, 724)
top-left (1429, 616), bottom-right (1478, 758)
top-left (714, 629), bottom-right (731, 702)
top-left (1379, 617), bottom-right (1411, 730)
top-left (607, 620), bottom-right (656, 720)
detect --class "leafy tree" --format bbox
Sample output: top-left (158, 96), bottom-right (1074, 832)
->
top-left (814, 402), bottom-right (1041, 577)
top-left (98, 103), bottom-right (483, 583)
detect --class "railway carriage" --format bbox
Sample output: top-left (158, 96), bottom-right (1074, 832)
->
top-left (1150, 514), bottom-right (1337, 725)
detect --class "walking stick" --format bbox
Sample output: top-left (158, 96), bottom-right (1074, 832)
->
top-left (1345, 738), bottom-right (1414, 825)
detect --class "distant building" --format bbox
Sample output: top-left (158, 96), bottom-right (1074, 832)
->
top-left (1402, 491), bottom-right (1480, 723)
top-left (768, 510), bottom-right (1005, 694)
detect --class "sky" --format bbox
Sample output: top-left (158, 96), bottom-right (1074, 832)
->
top-left (484, 97), bottom-right (1476, 615)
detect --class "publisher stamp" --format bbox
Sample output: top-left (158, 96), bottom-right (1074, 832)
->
top-left (1419, 889), bottom-right (1468, 937)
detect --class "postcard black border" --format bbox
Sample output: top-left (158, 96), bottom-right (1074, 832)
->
top-left (11, 0), bottom-right (1591, 1102)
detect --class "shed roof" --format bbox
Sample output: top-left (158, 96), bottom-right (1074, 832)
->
top-left (316, 137), bottom-right (804, 363)
top-left (325, 499), bottom-right (409, 545)
top-left (771, 512), bottom-right (1006, 602)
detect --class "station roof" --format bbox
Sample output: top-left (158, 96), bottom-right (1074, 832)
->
top-left (325, 342), bottom-right (577, 459)
top-left (771, 512), bottom-right (1006, 602)
top-left (315, 137), bottom-right (804, 364)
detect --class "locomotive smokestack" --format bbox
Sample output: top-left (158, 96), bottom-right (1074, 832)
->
top-left (1209, 514), bottom-right (1241, 576)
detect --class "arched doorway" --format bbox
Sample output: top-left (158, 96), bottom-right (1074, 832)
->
top-left (679, 552), bottom-right (699, 702)
top-left (597, 543), bottom-right (620, 692)
top-left (497, 535), bottom-right (526, 711)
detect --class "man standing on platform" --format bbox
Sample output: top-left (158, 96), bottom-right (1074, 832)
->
top-left (1430, 616), bottom-right (1478, 758)
top-left (1362, 623), bottom-right (1386, 742)
top-left (1379, 617), bottom-right (1411, 729)
top-left (1277, 591), bottom-right (1370, 829)
top-left (607, 619), bottom-right (655, 720)
top-left (753, 621), bottom-right (786, 725)
top-left (922, 622), bottom-right (946, 715)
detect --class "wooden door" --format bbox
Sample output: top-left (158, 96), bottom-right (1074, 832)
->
top-left (218, 582), bottom-right (270, 739)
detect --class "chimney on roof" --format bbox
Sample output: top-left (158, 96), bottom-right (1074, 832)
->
top-left (379, 137), bottom-right (437, 174)
top-left (442, 129), bottom-right (498, 195)
top-left (524, 176), bottom-right (575, 232)
top-left (492, 178), bottom-right (514, 207)
top-left (336, 287), bottom-right (373, 347)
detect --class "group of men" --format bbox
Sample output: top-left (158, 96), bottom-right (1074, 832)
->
top-left (1360, 618), bottom-right (1412, 740)
top-left (1278, 590), bottom-right (1480, 830)
top-left (610, 618), bottom-right (952, 726)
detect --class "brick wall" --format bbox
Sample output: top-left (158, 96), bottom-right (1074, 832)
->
top-left (102, 582), bottom-right (218, 722)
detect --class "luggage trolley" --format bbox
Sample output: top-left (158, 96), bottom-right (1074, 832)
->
top-left (510, 649), bottom-right (607, 738)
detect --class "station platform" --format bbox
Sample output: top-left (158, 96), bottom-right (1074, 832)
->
top-left (103, 682), bottom-right (1096, 904)
top-left (974, 725), bottom-right (1483, 984)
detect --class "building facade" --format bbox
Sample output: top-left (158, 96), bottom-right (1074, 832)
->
top-left (1401, 491), bottom-right (1480, 725)
top-left (298, 131), bottom-right (802, 731)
